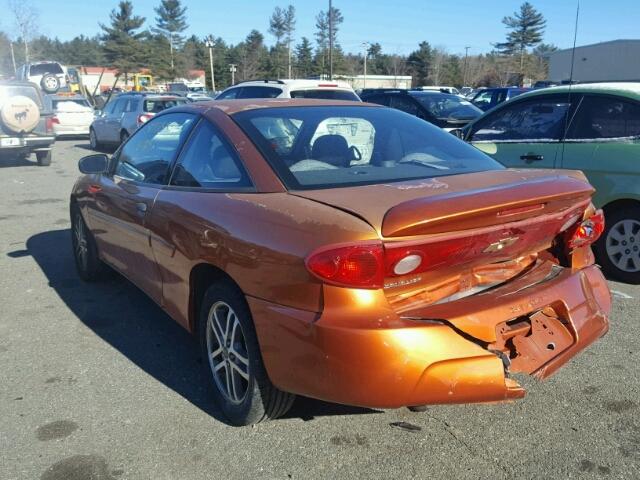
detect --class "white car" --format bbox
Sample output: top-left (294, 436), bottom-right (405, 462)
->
top-left (418, 86), bottom-right (462, 96)
top-left (215, 79), bottom-right (361, 101)
top-left (45, 94), bottom-right (95, 138)
top-left (16, 61), bottom-right (68, 94)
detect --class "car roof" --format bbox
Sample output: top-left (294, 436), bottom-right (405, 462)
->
top-left (230, 79), bottom-right (354, 90)
top-left (516, 82), bottom-right (640, 101)
top-left (190, 98), bottom-right (380, 115)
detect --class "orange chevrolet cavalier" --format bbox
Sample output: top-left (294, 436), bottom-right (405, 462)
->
top-left (70, 99), bottom-right (611, 425)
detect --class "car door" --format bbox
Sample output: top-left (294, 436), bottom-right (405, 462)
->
top-left (561, 94), bottom-right (640, 208)
top-left (467, 94), bottom-right (571, 169)
top-left (146, 119), bottom-right (254, 328)
top-left (93, 100), bottom-right (116, 142)
top-left (104, 97), bottom-right (128, 143)
top-left (87, 112), bottom-right (197, 302)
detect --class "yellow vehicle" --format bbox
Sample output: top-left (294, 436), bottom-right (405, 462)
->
top-left (133, 74), bottom-right (153, 92)
top-left (67, 67), bottom-right (81, 93)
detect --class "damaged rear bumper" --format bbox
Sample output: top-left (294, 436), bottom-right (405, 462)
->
top-left (248, 263), bottom-right (610, 409)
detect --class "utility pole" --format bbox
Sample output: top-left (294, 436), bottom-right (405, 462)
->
top-left (205, 36), bottom-right (216, 92)
top-left (463, 46), bottom-right (470, 86)
top-left (229, 64), bottom-right (237, 85)
top-left (362, 42), bottom-right (370, 89)
top-left (9, 41), bottom-right (17, 73)
top-left (328, 0), bottom-right (333, 80)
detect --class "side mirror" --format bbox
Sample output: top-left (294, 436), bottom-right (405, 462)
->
top-left (78, 154), bottom-right (109, 174)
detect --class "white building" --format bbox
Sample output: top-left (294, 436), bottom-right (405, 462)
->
top-left (549, 39), bottom-right (640, 83)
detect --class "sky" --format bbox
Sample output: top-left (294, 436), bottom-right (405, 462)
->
top-left (5, 0), bottom-right (640, 55)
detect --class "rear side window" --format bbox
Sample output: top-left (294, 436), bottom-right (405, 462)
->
top-left (216, 88), bottom-right (241, 100)
top-left (237, 86), bottom-right (282, 99)
top-left (29, 63), bottom-right (64, 76)
top-left (362, 94), bottom-right (390, 106)
top-left (290, 89), bottom-right (360, 101)
top-left (567, 96), bottom-right (640, 140)
top-left (389, 95), bottom-right (419, 116)
top-left (143, 98), bottom-right (186, 113)
top-left (115, 113), bottom-right (196, 184)
top-left (470, 97), bottom-right (570, 142)
top-left (170, 121), bottom-right (252, 189)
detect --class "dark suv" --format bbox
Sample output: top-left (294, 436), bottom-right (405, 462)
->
top-left (360, 89), bottom-right (483, 130)
top-left (0, 81), bottom-right (55, 166)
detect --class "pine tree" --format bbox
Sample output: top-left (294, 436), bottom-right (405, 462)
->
top-left (295, 37), bottom-right (314, 78)
top-left (495, 2), bottom-right (546, 74)
top-left (268, 7), bottom-right (286, 77)
top-left (314, 6), bottom-right (343, 77)
top-left (407, 41), bottom-right (433, 86)
top-left (282, 6), bottom-right (296, 78)
top-left (153, 0), bottom-right (188, 78)
top-left (100, 1), bottom-right (146, 83)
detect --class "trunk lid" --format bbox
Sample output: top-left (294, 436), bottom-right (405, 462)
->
top-left (294, 168), bottom-right (595, 315)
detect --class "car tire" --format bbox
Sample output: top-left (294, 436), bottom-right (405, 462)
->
top-left (40, 74), bottom-right (60, 94)
top-left (198, 282), bottom-right (295, 426)
top-left (120, 130), bottom-right (129, 145)
top-left (594, 206), bottom-right (640, 284)
top-left (36, 150), bottom-right (52, 166)
top-left (71, 206), bottom-right (106, 282)
top-left (89, 128), bottom-right (102, 150)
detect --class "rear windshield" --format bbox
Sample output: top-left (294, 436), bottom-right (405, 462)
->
top-left (233, 106), bottom-right (502, 190)
top-left (0, 85), bottom-right (43, 109)
top-left (143, 98), bottom-right (187, 113)
top-left (29, 63), bottom-right (64, 76)
top-left (413, 93), bottom-right (482, 120)
top-left (289, 89), bottom-right (360, 101)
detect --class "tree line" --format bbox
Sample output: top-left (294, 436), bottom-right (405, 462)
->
top-left (0, 1), bottom-right (557, 89)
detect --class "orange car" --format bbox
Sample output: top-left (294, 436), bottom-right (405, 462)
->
top-left (70, 99), bottom-right (611, 426)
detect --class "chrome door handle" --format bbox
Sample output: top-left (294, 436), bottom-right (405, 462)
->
top-left (520, 154), bottom-right (544, 163)
top-left (135, 202), bottom-right (147, 213)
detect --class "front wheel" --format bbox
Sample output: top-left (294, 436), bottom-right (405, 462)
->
top-left (594, 206), bottom-right (640, 284)
top-left (199, 283), bottom-right (295, 426)
top-left (89, 128), bottom-right (101, 150)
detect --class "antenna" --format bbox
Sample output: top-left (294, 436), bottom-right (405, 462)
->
top-left (568, 1), bottom-right (580, 84)
top-left (561, 1), bottom-right (580, 161)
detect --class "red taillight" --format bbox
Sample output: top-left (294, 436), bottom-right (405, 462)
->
top-left (45, 116), bottom-right (59, 132)
top-left (306, 242), bottom-right (385, 289)
top-left (566, 210), bottom-right (605, 250)
top-left (137, 113), bottom-right (154, 125)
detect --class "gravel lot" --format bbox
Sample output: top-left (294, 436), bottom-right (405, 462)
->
top-left (1, 140), bottom-right (639, 480)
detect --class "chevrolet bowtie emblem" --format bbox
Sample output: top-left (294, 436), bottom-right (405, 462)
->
top-left (483, 236), bottom-right (520, 253)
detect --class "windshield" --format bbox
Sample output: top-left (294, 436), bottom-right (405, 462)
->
top-left (168, 84), bottom-right (188, 92)
top-left (233, 106), bottom-right (502, 190)
top-left (29, 63), bottom-right (64, 76)
top-left (413, 94), bottom-right (482, 121)
top-left (188, 86), bottom-right (206, 92)
top-left (289, 89), bottom-right (360, 101)
top-left (143, 98), bottom-right (187, 113)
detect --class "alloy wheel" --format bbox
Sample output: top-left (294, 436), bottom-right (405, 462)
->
top-left (206, 301), bottom-right (250, 405)
top-left (606, 219), bottom-right (640, 273)
top-left (73, 214), bottom-right (88, 271)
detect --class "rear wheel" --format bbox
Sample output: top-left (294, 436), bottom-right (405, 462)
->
top-left (71, 206), bottom-right (106, 281)
top-left (36, 150), bottom-right (52, 166)
top-left (198, 283), bottom-right (295, 426)
top-left (89, 128), bottom-right (101, 150)
top-left (594, 206), bottom-right (640, 284)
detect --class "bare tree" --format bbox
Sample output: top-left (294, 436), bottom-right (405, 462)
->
top-left (430, 46), bottom-right (447, 85)
top-left (8, 0), bottom-right (38, 63)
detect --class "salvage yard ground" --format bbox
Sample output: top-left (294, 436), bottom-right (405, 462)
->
top-left (1, 140), bottom-right (639, 479)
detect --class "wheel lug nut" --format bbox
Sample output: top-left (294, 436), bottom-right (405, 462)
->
top-left (625, 249), bottom-right (631, 254)
top-left (622, 241), bottom-right (627, 246)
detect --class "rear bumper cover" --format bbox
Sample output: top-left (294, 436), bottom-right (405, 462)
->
top-left (249, 264), bottom-right (610, 409)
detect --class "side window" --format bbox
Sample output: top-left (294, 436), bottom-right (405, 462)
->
top-left (125, 98), bottom-right (139, 112)
top-left (102, 100), bottom-right (116, 115)
top-left (237, 86), bottom-right (282, 98)
top-left (363, 94), bottom-right (390, 106)
top-left (170, 121), bottom-right (252, 189)
top-left (111, 98), bottom-right (127, 115)
top-left (472, 90), bottom-right (494, 108)
top-left (115, 113), bottom-right (196, 184)
top-left (470, 97), bottom-right (570, 142)
top-left (567, 96), bottom-right (640, 140)
top-left (216, 88), bottom-right (242, 100)
top-left (390, 96), bottom-right (419, 116)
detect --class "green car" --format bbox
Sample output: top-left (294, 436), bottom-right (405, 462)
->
top-left (461, 83), bottom-right (640, 283)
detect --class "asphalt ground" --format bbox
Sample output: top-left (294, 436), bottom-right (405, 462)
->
top-left (1, 140), bottom-right (639, 480)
